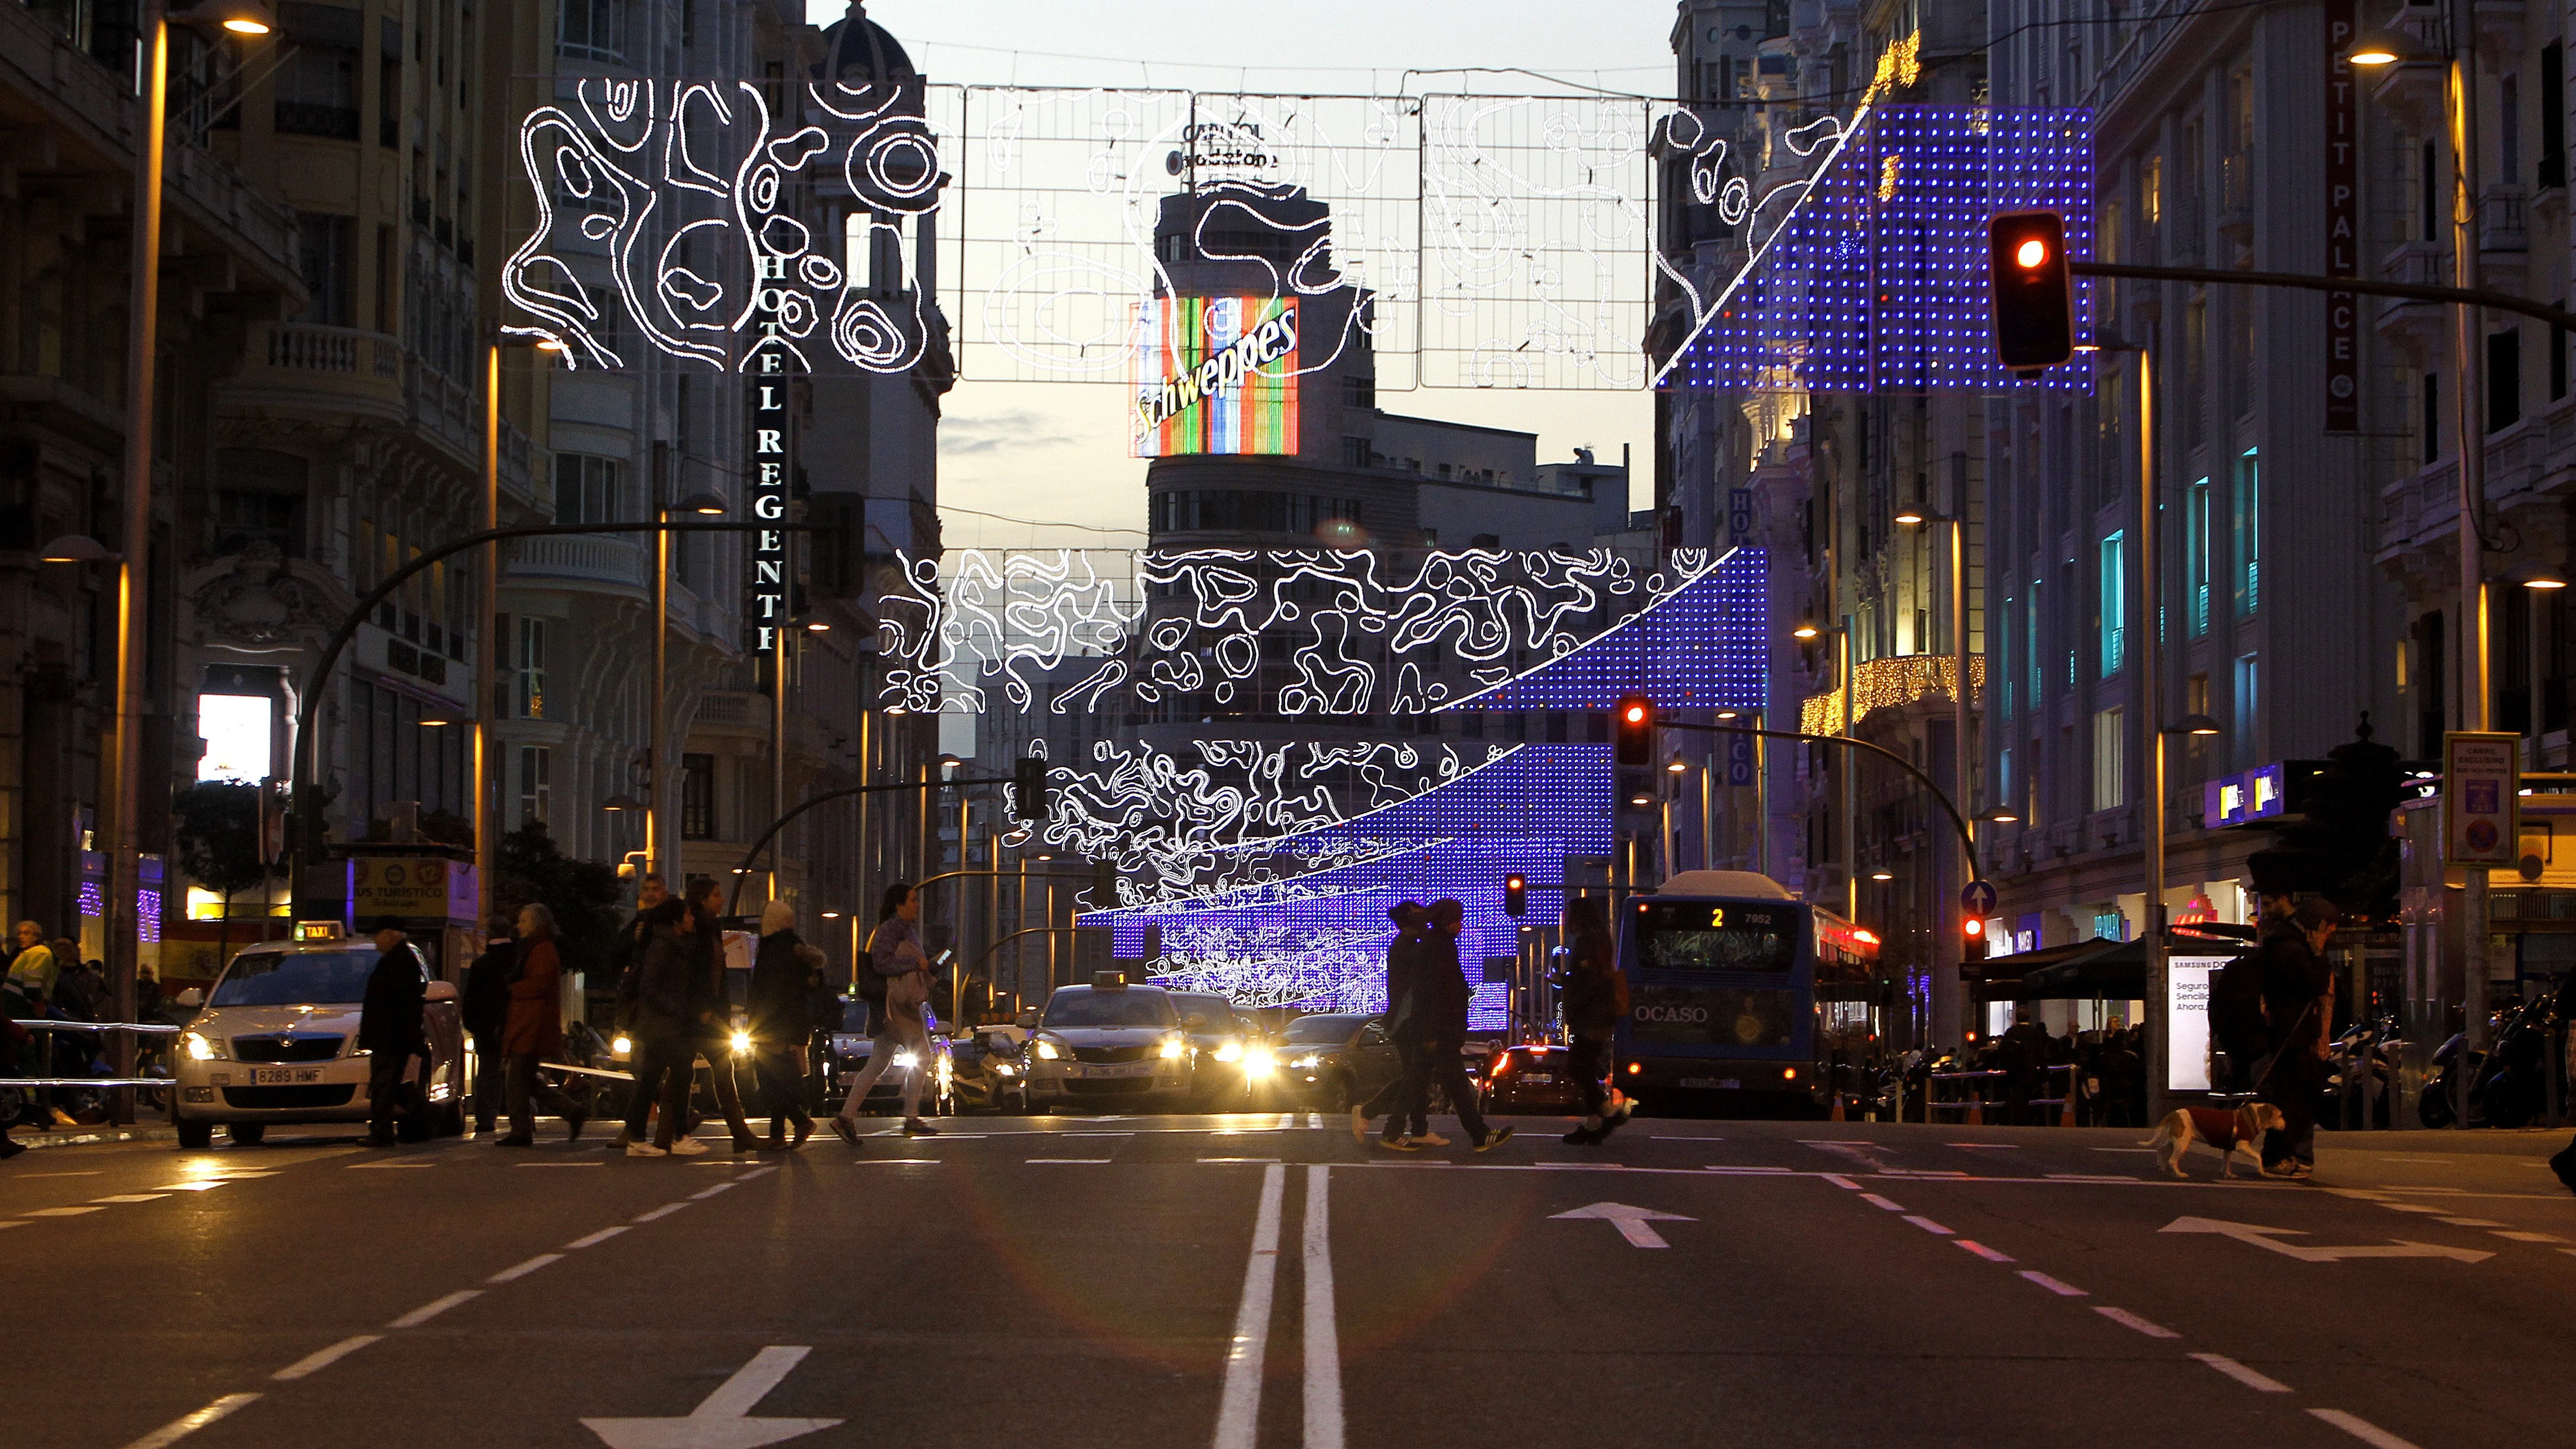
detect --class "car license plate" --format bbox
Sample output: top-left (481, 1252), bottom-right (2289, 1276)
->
top-left (1080, 1063), bottom-right (1153, 1079)
top-left (250, 1067), bottom-right (323, 1085)
top-left (1680, 1077), bottom-right (1741, 1090)
top-left (1522, 1073), bottom-right (1554, 1084)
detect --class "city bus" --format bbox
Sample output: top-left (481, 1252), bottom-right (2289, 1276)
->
top-left (1612, 870), bottom-right (1879, 1115)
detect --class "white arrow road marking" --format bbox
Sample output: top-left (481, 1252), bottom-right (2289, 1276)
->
top-left (2160, 1216), bottom-right (2494, 1263)
top-left (1550, 1202), bottom-right (1696, 1249)
top-left (581, 1346), bottom-right (842, 1449)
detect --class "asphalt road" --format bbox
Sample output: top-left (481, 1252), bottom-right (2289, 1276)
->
top-left (9, 1112), bottom-right (2573, 1449)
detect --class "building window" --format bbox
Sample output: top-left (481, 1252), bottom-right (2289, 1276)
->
top-left (275, 3), bottom-right (361, 139)
top-left (2543, 43), bottom-right (2567, 189)
top-left (2230, 448), bottom-right (2260, 618)
top-left (554, 454), bottom-right (626, 524)
top-left (2489, 328), bottom-right (2523, 433)
top-left (296, 213), bottom-right (356, 327)
top-left (2027, 578), bottom-right (2042, 705)
top-left (2422, 371), bottom-right (2441, 467)
top-left (2098, 532), bottom-right (2126, 677)
top-left (518, 745), bottom-right (551, 826)
top-left (517, 617), bottom-right (546, 719)
top-left (1342, 374), bottom-right (1375, 410)
top-left (2091, 707), bottom-right (2125, 812)
top-left (2186, 476), bottom-right (2211, 635)
top-left (558, 0), bottom-right (627, 63)
top-left (2233, 653), bottom-right (2261, 766)
top-left (681, 753), bottom-right (717, 839)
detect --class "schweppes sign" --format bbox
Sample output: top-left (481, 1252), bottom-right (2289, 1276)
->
top-left (1131, 295), bottom-right (1299, 457)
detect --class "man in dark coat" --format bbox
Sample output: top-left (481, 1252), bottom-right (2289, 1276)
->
top-left (1355, 902), bottom-right (1429, 1146)
top-left (461, 915), bottom-right (517, 1133)
top-left (359, 927), bottom-right (431, 1146)
top-left (2255, 899), bottom-right (2339, 1178)
top-left (746, 899), bottom-right (818, 1149)
top-left (1411, 899), bottom-right (1513, 1153)
top-left (1997, 1009), bottom-right (2052, 1125)
top-left (681, 877), bottom-right (755, 1151)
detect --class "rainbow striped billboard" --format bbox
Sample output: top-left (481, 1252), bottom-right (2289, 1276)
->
top-left (1131, 295), bottom-right (1300, 457)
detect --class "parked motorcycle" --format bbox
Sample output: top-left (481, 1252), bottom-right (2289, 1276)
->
top-left (2319, 1015), bottom-right (2399, 1130)
top-left (2471, 996), bottom-right (2557, 1129)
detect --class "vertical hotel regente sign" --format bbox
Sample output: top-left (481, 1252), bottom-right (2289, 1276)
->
top-left (747, 257), bottom-right (794, 654)
top-left (1132, 296), bottom-right (1300, 457)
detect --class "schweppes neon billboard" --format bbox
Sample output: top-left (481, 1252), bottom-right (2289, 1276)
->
top-left (1131, 295), bottom-right (1299, 457)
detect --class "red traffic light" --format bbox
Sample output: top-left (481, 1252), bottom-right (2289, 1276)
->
top-left (1614, 694), bottom-right (1655, 766)
top-left (1988, 210), bottom-right (2073, 373)
top-left (1502, 874), bottom-right (1528, 917)
top-left (1963, 917), bottom-right (1985, 937)
top-left (1962, 914), bottom-right (1990, 963)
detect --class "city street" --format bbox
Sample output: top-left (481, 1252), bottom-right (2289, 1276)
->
top-left (11, 1116), bottom-right (2573, 1449)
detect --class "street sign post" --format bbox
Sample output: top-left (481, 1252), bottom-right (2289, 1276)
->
top-left (1960, 880), bottom-right (1997, 917)
top-left (2442, 731), bottom-right (2521, 868)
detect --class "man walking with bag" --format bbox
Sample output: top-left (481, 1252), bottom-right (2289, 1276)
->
top-left (830, 882), bottom-right (940, 1142)
top-left (1355, 902), bottom-right (1434, 1148)
top-left (1413, 899), bottom-right (1512, 1154)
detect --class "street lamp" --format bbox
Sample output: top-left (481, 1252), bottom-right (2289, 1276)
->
top-left (39, 535), bottom-right (122, 564)
top-left (101, 2), bottom-right (276, 1116)
top-left (1791, 621), bottom-right (1821, 641)
top-left (2506, 562), bottom-right (2568, 590)
top-left (1979, 805), bottom-right (2021, 826)
top-left (602, 794), bottom-right (643, 812)
top-left (2166, 714), bottom-right (2224, 738)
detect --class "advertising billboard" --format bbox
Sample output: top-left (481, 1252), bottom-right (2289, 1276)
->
top-left (1132, 295), bottom-right (1299, 457)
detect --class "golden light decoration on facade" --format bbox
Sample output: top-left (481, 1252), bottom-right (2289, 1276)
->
top-left (1801, 654), bottom-right (1988, 736)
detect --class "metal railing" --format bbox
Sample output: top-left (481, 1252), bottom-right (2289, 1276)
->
top-left (3, 1019), bottom-right (184, 1125)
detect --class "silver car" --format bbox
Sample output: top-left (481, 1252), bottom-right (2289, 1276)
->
top-left (1026, 975), bottom-right (1192, 1112)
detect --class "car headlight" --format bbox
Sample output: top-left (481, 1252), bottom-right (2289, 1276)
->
top-left (1160, 1035), bottom-right (1187, 1060)
top-left (1034, 1039), bottom-right (1061, 1060)
top-left (729, 1029), bottom-right (752, 1055)
top-left (183, 1031), bottom-right (221, 1062)
top-left (1213, 1040), bottom-right (1244, 1063)
top-left (994, 1063), bottom-right (1016, 1077)
top-left (893, 1051), bottom-right (919, 1069)
top-left (612, 1035), bottom-right (633, 1056)
top-left (1291, 1053), bottom-right (1321, 1070)
top-left (1245, 1046), bottom-right (1276, 1076)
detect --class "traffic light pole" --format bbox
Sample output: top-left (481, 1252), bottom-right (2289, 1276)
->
top-left (1660, 721), bottom-right (1983, 885)
top-left (720, 775), bottom-right (1019, 917)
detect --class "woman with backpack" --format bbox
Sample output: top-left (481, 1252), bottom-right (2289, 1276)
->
top-left (1559, 896), bottom-right (1632, 1145)
top-left (829, 881), bottom-right (940, 1142)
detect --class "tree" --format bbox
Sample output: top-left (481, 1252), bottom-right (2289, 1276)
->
top-left (493, 821), bottom-right (626, 986)
top-left (172, 781), bottom-right (269, 966)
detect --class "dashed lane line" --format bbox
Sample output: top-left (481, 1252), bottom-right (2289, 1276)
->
top-left (25, 1205), bottom-right (103, 1216)
top-left (1900, 1214), bottom-right (1954, 1235)
top-left (2433, 1216), bottom-right (2506, 1227)
top-left (2307, 1408), bottom-right (2426, 1449)
top-left (632, 1202), bottom-right (692, 1221)
top-left (485, 1253), bottom-right (562, 1284)
top-left (690, 1181), bottom-right (739, 1200)
top-left (1027, 1158), bottom-right (1114, 1164)
top-left (2189, 1353), bottom-right (2291, 1393)
top-left (1858, 1194), bottom-right (1907, 1211)
top-left (92, 1194), bottom-right (168, 1204)
top-left (1819, 1174), bottom-right (1859, 1190)
top-left (386, 1291), bottom-right (481, 1328)
top-left (565, 1226), bottom-right (630, 1250)
top-left (2016, 1270), bottom-right (2087, 1296)
top-left (1954, 1239), bottom-right (2016, 1263)
top-left (2092, 1306), bottom-right (2181, 1339)
top-left (117, 1393), bottom-right (261, 1449)
top-left (271, 1334), bottom-right (382, 1382)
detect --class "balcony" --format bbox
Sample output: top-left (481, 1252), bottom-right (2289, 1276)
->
top-left (504, 534), bottom-right (646, 593)
top-left (1801, 653), bottom-right (1986, 735)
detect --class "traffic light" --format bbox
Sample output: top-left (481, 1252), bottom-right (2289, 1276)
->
top-left (1614, 694), bottom-right (1655, 766)
top-left (1988, 210), bottom-right (2073, 373)
top-left (1962, 915), bottom-right (1990, 964)
top-left (1503, 873), bottom-right (1527, 917)
top-left (1012, 754), bottom-right (1050, 822)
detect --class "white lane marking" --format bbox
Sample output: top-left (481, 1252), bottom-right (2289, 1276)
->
top-left (0, 1221), bottom-right (26, 1230)
top-left (153, 1182), bottom-right (229, 1192)
top-left (2374, 1204), bottom-right (2446, 1213)
top-left (1900, 1215), bottom-right (1953, 1235)
top-left (347, 1160), bottom-right (441, 1169)
top-left (2016, 1270), bottom-right (2086, 1296)
top-left (1048, 1131), bottom-right (1137, 1138)
top-left (1027, 1158), bottom-right (1114, 1164)
top-left (1306, 1113), bottom-right (1322, 1130)
top-left (633, 1203), bottom-right (693, 1221)
top-left (118, 1392), bottom-right (261, 1449)
top-left (580, 1344), bottom-right (841, 1449)
top-left (1820, 1174), bottom-right (1861, 1190)
top-left (1304, 1166), bottom-right (1344, 1449)
top-left (2093, 1306), bottom-right (2181, 1339)
top-left (26, 1205), bottom-right (104, 1216)
top-left (691, 1181), bottom-right (738, 1200)
top-left (1648, 1133), bottom-right (1727, 1141)
top-left (736, 1165), bottom-right (779, 1180)
top-left (2432, 1216), bottom-right (2505, 1227)
top-left (1859, 1194), bottom-right (1907, 1211)
top-left (388, 1290), bottom-right (481, 1328)
top-left (1701, 1165), bottom-right (1794, 1174)
top-left (2189, 1353), bottom-right (2291, 1393)
top-left (1211, 1162), bottom-right (1288, 1449)
top-left (847, 1158), bottom-right (941, 1165)
top-left (566, 1226), bottom-right (631, 1250)
top-left (1947, 1143), bottom-right (2022, 1149)
top-left (2307, 1409), bottom-right (2426, 1449)
top-left (2090, 1147), bottom-right (2158, 1153)
top-left (92, 1194), bottom-right (168, 1204)
top-left (2162, 1215), bottom-right (2494, 1263)
top-left (23, 1170), bottom-right (103, 1177)
top-left (515, 1162), bottom-right (604, 1168)
top-left (1550, 1202), bottom-right (1695, 1249)
top-left (1201, 1157), bottom-right (1282, 1164)
top-left (272, 1333), bottom-right (382, 1381)
top-left (1954, 1239), bottom-right (2015, 1263)
top-left (486, 1252), bottom-right (563, 1283)
top-left (2493, 1230), bottom-right (2567, 1242)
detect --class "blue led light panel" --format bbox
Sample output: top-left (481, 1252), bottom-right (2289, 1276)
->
top-left (1445, 548), bottom-right (1768, 712)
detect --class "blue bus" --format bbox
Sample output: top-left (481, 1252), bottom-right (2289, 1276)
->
top-left (1613, 871), bottom-right (1879, 1113)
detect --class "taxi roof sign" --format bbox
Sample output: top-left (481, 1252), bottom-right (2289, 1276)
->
top-left (295, 920), bottom-right (345, 942)
top-left (1091, 969), bottom-right (1129, 989)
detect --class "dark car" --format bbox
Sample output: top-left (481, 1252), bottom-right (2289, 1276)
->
top-left (1481, 1043), bottom-right (1590, 1112)
top-left (824, 997), bottom-right (952, 1116)
top-left (1170, 991), bottom-right (1264, 1109)
top-left (1276, 1013), bottom-right (1402, 1111)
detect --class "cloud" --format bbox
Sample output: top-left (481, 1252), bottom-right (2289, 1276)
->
top-left (940, 408), bottom-right (1079, 455)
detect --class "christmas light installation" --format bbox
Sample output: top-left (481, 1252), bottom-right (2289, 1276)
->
top-left (874, 545), bottom-right (1720, 716)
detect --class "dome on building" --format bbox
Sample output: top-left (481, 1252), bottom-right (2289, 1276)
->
top-left (816, 4), bottom-right (918, 86)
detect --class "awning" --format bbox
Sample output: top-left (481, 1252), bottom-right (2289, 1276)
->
top-left (1971, 933), bottom-right (2253, 1002)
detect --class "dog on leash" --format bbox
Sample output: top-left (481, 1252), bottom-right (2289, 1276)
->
top-left (2146, 1102), bottom-right (2288, 1179)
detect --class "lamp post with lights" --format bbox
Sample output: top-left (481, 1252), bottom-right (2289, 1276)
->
top-left (476, 328), bottom-right (566, 924)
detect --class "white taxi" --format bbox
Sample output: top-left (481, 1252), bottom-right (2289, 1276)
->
top-left (171, 922), bottom-right (467, 1147)
top-left (1024, 973), bottom-right (1192, 1113)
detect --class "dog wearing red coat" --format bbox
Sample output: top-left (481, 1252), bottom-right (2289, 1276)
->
top-left (2147, 1102), bottom-right (2288, 1179)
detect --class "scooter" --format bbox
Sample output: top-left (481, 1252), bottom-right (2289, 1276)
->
top-left (2472, 996), bottom-right (2555, 1129)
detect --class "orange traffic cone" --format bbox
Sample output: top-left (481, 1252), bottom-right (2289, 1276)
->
top-left (1828, 1092), bottom-right (1846, 1122)
top-left (1966, 1097), bottom-right (1984, 1126)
